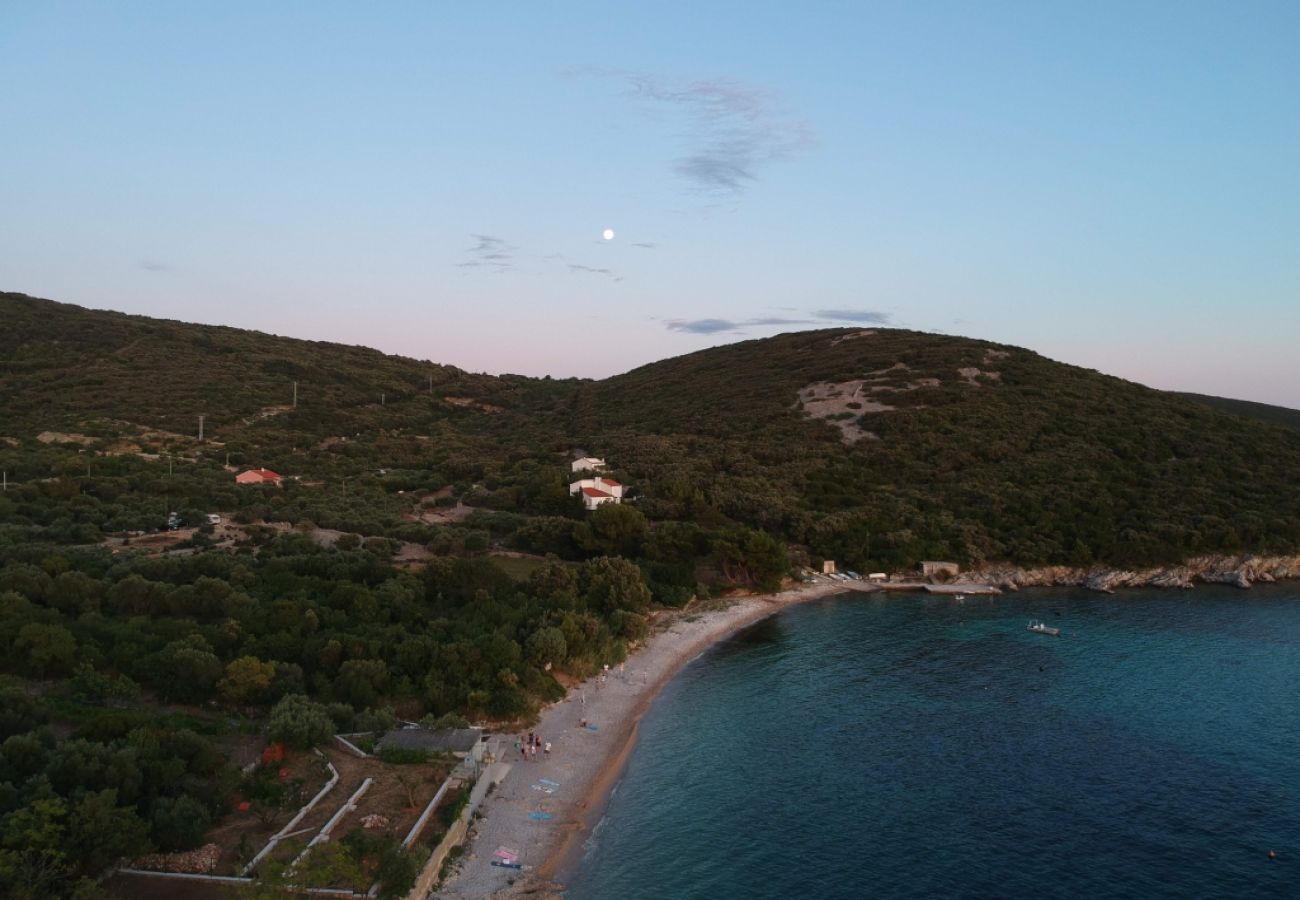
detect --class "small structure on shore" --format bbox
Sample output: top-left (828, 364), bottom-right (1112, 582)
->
top-left (822, 560), bottom-right (838, 575)
top-left (919, 560), bottom-right (960, 581)
top-left (377, 727), bottom-right (487, 762)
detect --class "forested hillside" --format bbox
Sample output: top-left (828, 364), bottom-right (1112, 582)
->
top-left (2, 291), bottom-right (1298, 894)
top-left (576, 328), bottom-right (1300, 568)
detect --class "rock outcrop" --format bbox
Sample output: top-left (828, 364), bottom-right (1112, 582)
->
top-left (965, 554), bottom-right (1300, 594)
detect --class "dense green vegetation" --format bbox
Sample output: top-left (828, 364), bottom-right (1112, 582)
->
top-left (1177, 392), bottom-right (1300, 432)
top-left (2, 290), bottom-right (1299, 894)
top-left (576, 329), bottom-right (1300, 568)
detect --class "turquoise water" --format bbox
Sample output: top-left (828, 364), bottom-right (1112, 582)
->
top-left (566, 588), bottom-right (1300, 898)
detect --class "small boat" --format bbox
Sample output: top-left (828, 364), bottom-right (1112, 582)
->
top-left (1027, 621), bottom-right (1060, 636)
top-left (954, 593), bottom-right (966, 601)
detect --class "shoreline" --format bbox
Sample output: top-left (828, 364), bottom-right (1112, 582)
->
top-left (434, 566), bottom-right (1300, 898)
top-left (435, 579), bottom-right (854, 898)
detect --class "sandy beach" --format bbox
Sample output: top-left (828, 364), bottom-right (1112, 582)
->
top-left (434, 579), bottom-right (861, 898)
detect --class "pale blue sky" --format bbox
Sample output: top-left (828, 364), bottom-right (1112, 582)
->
top-left (2, 1), bottom-right (1297, 405)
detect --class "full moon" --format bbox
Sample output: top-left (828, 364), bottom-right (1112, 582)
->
top-left (602, 228), bottom-right (615, 240)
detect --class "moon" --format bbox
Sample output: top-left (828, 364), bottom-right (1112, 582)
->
top-left (602, 228), bottom-right (615, 241)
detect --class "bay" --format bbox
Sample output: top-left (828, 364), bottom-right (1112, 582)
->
top-left (566, 587), bottom-right (1300, 899)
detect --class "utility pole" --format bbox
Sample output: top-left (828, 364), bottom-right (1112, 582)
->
top-left (381, 393), bottom-right (385, 406)
top-left (2, 470), bottom-right (6, 492)
top-left (198, 415), bottom-right (205, 442)
top-left (293, 381), bottom-right (298, 408)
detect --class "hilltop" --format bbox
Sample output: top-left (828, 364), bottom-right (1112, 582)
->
top-left (3, 290), bottom-right (1300, 570)
top-left (576, 327), bottom-right (1300, 568)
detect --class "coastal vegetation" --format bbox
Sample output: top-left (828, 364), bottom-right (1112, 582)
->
top-left (2, 290), bottom-right (1299, 892)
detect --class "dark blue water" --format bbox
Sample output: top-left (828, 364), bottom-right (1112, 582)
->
top-left (566, 588), bottom-right (1300, 899)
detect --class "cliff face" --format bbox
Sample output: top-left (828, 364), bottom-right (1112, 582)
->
top-left (966, 554), bottom-right (1300, 593)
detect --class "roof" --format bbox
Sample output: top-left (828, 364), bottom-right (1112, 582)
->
top-left (376, 728), bottom-right (482, 754)
top-left (582, 486), bottom-right (614, 498)
top-left (597, 477), bottom-right (622, 487)
top-left (236, 467), bottom-right (281, 482)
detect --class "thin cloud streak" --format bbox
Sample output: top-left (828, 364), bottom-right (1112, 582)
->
top-left (665, 316), bottom-right (813, 334)
top-left (665, 309), bottom-right (892, 335)
top-left (813, 309), bottom-right (891, 324)
top-left (457, 234), bottom-right (516, 271)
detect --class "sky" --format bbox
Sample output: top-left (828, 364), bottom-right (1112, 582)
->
top-left (2, 1), bottom-right (1298, 406)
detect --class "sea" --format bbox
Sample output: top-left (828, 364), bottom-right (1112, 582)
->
top-left (565, 587), bottom-right (1300, 899)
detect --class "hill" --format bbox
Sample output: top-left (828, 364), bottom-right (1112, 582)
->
top-left (3, 291), bottom-right (1300, 570)
top-left (575, 328), bottom-right (1300, 568)
top-left (1177, 392), bottom-right (1300, 432)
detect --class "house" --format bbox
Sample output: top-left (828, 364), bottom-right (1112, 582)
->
top-left (235, 468), bottom-right (282, 486)
top-left (822, 560), bottom-right (837, 575)
top-left (919, 560), bottom-right (961, 581)
top-left (569, 476), bottom-right (624, 511)
top-left (571, 456), bottom-right (607, 473)
top-left (376, 727), bottom-right (486, 762)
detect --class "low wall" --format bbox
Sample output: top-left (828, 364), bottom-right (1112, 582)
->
top-left (405, 761), bottom-right (506, 900)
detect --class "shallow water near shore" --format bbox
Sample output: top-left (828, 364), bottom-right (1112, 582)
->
top-left (565, 586), bottom-right (1300, 899)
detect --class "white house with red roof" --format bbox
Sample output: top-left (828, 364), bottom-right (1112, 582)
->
top-left (235, 467), bottom-right (283, 486)
top-left (569, 475), bottom-right (624, 511)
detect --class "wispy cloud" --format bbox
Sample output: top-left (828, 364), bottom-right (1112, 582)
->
top-left (631, 242), bottom-right (657, 249)
top-left (457, 234), bottom-right (516, 271)
top-left (665, 316), bottom-right (812, 334)
top-left (140, 261), bottom-right (170, 272)
top-left (601, 71), bottom-right (812, 197)
top-left (664, 309), bottom-right (892, 335)
top-left (813, 309), bottom-right (891, 324)
top-left (568, 263), bottom-right (613, 276)
top-left (564, 66), bottom-right (806, 198)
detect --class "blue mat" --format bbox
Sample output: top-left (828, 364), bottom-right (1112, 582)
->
top-left (530, 811), bottom-right (553, 821)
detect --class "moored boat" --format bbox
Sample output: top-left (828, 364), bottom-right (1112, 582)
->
top-left (1028, 621), bottom-right (1060, 636)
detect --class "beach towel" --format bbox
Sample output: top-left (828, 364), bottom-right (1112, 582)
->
top-left (494, 847), bottom-right (520, 863)
top-left (586, 724), bottom-right (600, 731)
top-left (539, 779), bottom-right (560, 787)
top-left (491, 860), bottom-right (523, 869)
top-left (529, 811), bottom-right (553, 821)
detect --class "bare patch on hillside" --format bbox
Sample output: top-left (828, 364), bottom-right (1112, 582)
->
top-left (443, 396), bottom-right (503, 413)
top-left (242, 404), bottom-right (293, 425)
top-left (37, 431), bottom-right (95, 445)
top-left (829, 330), bottom-right (877, 346)
top-left (797, 380), bottom-right (889, 443)
top-left (958, 367), bottom-right (1001, 386)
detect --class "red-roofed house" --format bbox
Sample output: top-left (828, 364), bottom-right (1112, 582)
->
top-left (235, 468), bottom-right (283, 486)
top-left (569, 475), bottom-right (624, 510)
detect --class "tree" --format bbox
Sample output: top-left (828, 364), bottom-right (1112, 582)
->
top-left (580, 557), bottom-right (651, 614)
top-left (267, 694), bottom-right (334, 750)
top-left (577, 503), bottom-right (649, 558)
top-left (712, 526), bottom-right (789, 591)
top-left (217, 656), bottom-right (277, 707)
top-left (524, 627), bottom-right (567, 668)
top-left (150, 795), bottom-right (211, 852)
top-left (334, 659), bottom-right (388, 709)
top-left (15, 623), bottom-right (77, 677)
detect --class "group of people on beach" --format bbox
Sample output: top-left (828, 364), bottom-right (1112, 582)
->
top-left (516, 732), bottom-right (549, 761)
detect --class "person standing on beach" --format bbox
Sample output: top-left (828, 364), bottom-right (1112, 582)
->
top-left (544, 741), bottom-right (551, 758)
